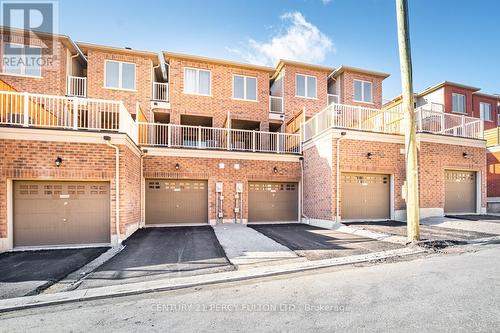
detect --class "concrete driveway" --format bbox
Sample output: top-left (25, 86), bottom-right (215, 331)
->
top-left (248, 223), bottom-right (402, 261)
top-left (0, 248), bottom-right (108, 300)
top-left (77, 226), bottom-right (233, 289)
top-left (344, 220), bottom-right (496, 241)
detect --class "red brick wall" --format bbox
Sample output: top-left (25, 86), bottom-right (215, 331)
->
top-left (417, 141), bottom-right (486, 210)
top-left (0, 138), bottom-right (141, 240)
top-left (85, 49), bottom-right (154, 120)
top-left (339, 71), bottom-right (384, 109)
top-left (281, 65), bottom-right (329, 120)
top-left (0, 32), bottom-right (67, 96)
top-left (143, 155), bottom-right (301, 221)
top-left (487, 151), bottom-right (500, 197)
top-left (168, 57), bottom-right (271, 130)
top-left (472, 95), bottom-right (498, 130)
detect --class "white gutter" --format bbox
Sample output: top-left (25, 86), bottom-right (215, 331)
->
top-left (336, 131), bottom-right (347, 223)
top-left (104, 137), bottom-right (121, 244)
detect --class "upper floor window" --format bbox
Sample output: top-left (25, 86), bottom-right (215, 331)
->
top-left (2, 43), bottom-right (41, 77)
top-left (184, 68), bottom-right (211, 96)
top-left (105, 60), bottom-right (136, 90)
top-left (480, 102), bottom-right (492, 121)
top-left (296, 74), bottom-right (316, 99)
top-left (452, 93), bottom-right (466, 113)
top-left (353, 79), bottom-right (373, 103)
top-left (233, 75), bottom-right (257, 101)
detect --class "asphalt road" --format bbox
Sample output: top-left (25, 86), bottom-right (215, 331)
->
top-left (1, 245), bottom-right (498, 332)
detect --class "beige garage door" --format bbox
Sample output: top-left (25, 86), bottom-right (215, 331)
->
top-left (341, 173), bottom-right (390, 220)
top-left (14, 181), bottom-right (110, 247)
top-left (248, 182), bottom-right (298, 222)
top-left (145, 179), bottom-right (208, 224)
top-left (445, 170), bottom-right (476, 214)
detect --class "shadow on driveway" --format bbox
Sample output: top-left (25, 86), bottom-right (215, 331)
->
top-left (0, 247), bottom-right (108, 299)
top-left (344, 221), bottom-right (495, 240)
top-left (248, 224), bottom-right (402, 261)
top-left (77, 226), bottom-right (233, 289)
top-left (445, 215), bottom-right (500, 223)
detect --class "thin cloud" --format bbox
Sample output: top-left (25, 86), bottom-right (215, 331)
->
top-left (230, 12), bottom-right (334, 66)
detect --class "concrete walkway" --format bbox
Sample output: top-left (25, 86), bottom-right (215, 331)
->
top-left (212, 224), bottom-right (304, 268)
top-left (421, 216), bottom-right (500, 235)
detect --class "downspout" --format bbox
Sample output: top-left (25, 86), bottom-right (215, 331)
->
top-left (104, 136), bottom-right (121, 244)
top-left (336, 131), bottom-right (347, 223)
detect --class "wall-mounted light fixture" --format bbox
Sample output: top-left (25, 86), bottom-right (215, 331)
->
top-left (175, 163), bottom-right (180, 170)
top-left (55, 157), bottom-right (63, 167)
top-left (273, 166), bottom-right (278, 174)
top-left (366, 152), bottom-right (373, 159)
top-left (463, 152), bottom-right (469, 159)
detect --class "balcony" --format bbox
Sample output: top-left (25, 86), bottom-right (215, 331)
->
top-left (152, 82), bottom-right (169, 102)
top-left (0, 90), bottom-right (137, 142)
top-left (138, 123), bottom-right (301, 154)
top-left (303, 102), bottom-right (483, 141)
top-left (66, 76), bottom-right (87, 98)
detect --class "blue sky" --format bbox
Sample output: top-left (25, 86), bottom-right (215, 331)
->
top-left (57, 0), bottom-right (500, 100)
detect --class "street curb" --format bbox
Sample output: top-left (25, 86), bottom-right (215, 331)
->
top-left (0, 247), bottom-right (424, 313)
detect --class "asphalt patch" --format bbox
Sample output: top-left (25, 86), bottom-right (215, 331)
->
top-left (77, 226), bottom-right (233, 289)
top-left (248, 223), bottom-right (402, 260)
top-left (0, 247), bottom-right (108, 299)
top-left (445, 215), bottom-right (500, 222)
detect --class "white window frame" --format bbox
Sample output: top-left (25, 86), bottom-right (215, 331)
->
top-left (232, 74), bottom-right (257, 101)
top-left (183, 67), bottom-right (211, 96)
top-left (353, 79), bottom-right (373, 103)
top-left (295, 73), bottom-right (317, 99)
top-left (1, 42), bottom-right (42, 78)
top-left (104, 60), bottom-right (136, 91)
top-left (451, 93), bottom-right (466, 114)
top-left (479, 102), bottom-right (492, 121)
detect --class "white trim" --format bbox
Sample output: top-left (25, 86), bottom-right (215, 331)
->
top-left (416, 133), bottom-right (486, 148)
top-left (104, 59), bottom-right (136, 90)
top-left (353, 79), bottom-right (373, 103)
top-left (295, 73), bottom-right (317, 99)
top-left (232, 74), bottom-right (258, 101)
top-left (0, 72), bottom-right (42, 79)
top-left (183, 67), bottom-right (211, 96)
top-left (145, 147), bottom-right (301, 162)
top-left (0, 127), bottom-right (142, 157)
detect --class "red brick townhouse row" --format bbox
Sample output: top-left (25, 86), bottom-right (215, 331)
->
top-left (0, 26), bottom-right (491, 251)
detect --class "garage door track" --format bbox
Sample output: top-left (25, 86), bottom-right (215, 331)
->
top-left (77, 226), bottom-right (233, 289)
top-left (0, 247), bottom-right (108, 300)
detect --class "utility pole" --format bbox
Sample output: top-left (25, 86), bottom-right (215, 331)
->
top-left (395, 0), bottom-right (420, 242)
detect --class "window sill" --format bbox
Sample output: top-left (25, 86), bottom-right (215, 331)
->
top-left (451, 111), bottom-right (467, 115)
top-left (103, 86), bottom-right (137, 92)
top-left (295, 95), bottom-right (317, 100)
top-left (1, 72), bottom-right (42, 79)
top-left (232, 97), bottom-right (258, 103)
top-left (183, 92), bottom-right (212, 97)
top-left (353, 99), bottom-right (375, 105)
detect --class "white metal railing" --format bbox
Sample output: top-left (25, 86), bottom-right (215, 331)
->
top-left (303, 103), bottom-right (405, 140)
top-left (138, 123), bottom-right (301, 154)
top-left (302, 102), bottom-right (484, 141)
top-left (152, 82), bottom-right (169, 102)
top-left (269, 95), bottom-right (284, 114)
top-left (0, 90), bottom-right (137, 140)
top-left (66, 75), bottom-right (87, 98)
top-left (416, 108), bottom-right (483, 139)
top-left (327, 94), bottom-right (339, 105)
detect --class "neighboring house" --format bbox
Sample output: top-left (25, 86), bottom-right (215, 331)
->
top-left (0, 27), bottom-right (490, 252)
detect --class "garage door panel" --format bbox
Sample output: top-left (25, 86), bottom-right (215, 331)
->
top-left (145, 179), bottom-right (208, 224)
top-left (341, 173), bottom-right (390, 220)
top-left (445, 170), bottom-right (476, 214)
top-left (248, 182), bottom-right (298, 222)
top-left (14, 181), bottom-right (110, 247)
